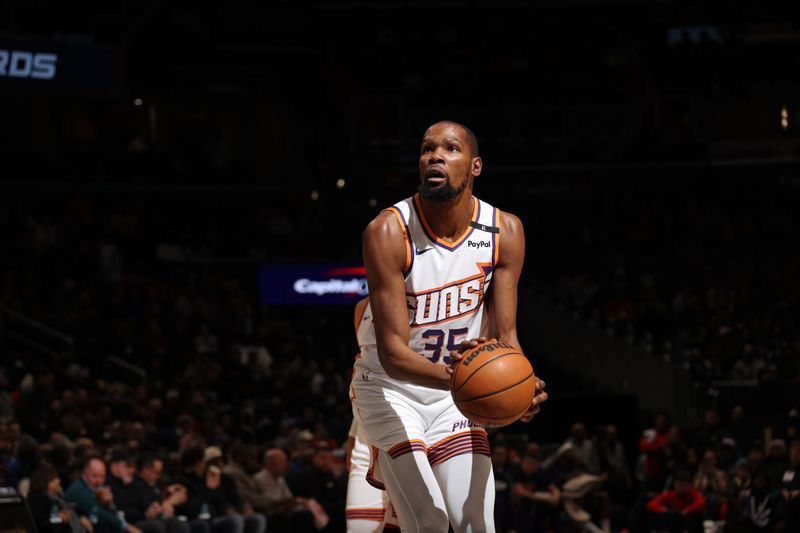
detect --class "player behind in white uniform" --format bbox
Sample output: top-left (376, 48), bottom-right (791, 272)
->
top-left (351, 121), bottom-right (548, 532)
top-left (346, 297), bottom-right (399, 532)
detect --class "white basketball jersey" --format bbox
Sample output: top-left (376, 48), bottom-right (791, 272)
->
top-left (355, 193), bottom-right (499, 403)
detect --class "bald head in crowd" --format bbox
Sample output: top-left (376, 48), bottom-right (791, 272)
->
top-left (263, 448), bottom-right (289, 477)
top-left (82, 457), bottom-right (107, 489)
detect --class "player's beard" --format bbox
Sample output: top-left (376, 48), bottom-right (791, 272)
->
top-left (417, 174), bottom-right (469, 202)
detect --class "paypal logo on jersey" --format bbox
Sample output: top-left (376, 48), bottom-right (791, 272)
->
top-left (467, 240), bottom-right (491, 249)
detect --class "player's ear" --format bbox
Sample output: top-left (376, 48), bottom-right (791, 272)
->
top-left (471, 156), bottom-right (482, 177)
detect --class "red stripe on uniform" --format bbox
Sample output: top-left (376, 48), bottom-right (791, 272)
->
top-left (346, 508), bottom-right (386, 521)
top-left (427, 431), bottom-right (490, 467)
top-left (387, 439), bottom-right (427, 458)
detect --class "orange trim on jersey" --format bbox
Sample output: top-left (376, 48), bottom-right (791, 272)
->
top-left (493, 208), bottom-right (501, 267)
top-left (413, 193), bottom-right (479, 249)
top-left (345, 508), bottom-right (386, 521)
top-left (353, 297), bottom-right (369, 335)
top-left (383, 207), bottom-right (412, 274)
top-left (387, 439), bottom-right (427, 458)
top-left (366, 446), bottom-right (386, 490)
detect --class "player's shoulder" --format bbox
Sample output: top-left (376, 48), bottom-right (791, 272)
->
top-left (497, 208), bottom-right (524, 236)
top-left (363, 209), bottom-right (401, 238)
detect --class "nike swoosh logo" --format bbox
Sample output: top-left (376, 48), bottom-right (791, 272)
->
top-left (415, 247), bottom-right (434, 255)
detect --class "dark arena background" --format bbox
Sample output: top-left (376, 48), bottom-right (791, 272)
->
top-left (1, 2), bottom-right (799, 533)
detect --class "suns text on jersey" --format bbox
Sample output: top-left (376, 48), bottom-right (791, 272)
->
top-left (407, 263), bottom-right (493, 327)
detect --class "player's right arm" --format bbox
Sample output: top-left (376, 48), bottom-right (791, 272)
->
top-left (363, 211), bottom-right (452, 390)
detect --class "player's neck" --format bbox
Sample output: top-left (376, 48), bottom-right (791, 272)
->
top-left (419, 190), bottom-right (474, 242)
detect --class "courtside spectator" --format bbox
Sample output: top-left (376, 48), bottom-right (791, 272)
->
top-left (287, 444), bottom-right (344, 532)
top-left (203, 446), bottom-right (266, 533)
top-left (254, 448), bottom-right (316, 532)
top-left (65, 456), bottom-right (144, 533)
top-left (28, 464), bottom-right (93, 533)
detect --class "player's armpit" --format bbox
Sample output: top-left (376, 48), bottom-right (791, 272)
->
top-left (362, 213), bottom-right (451, 389)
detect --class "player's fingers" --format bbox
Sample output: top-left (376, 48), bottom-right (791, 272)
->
top-left (458, 339), bottom-right (479, 352)
top-left (536, 379), bottom-right (546, 390)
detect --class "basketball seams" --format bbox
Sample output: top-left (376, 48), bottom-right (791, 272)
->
top-left (455, 371), bottom-right (535, 402)
top-left (451, 350), bottom-right (524, 393)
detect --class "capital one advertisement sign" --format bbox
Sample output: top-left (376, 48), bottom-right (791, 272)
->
top-left (0, 40), bottom-right (115, 91)
top-left (260, 264), bottom-right (368, 305)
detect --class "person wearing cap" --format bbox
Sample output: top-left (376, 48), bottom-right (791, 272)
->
top-left (172, 446), bottom-right (240, 533)
top-left (203, 446), bottom-right (266, 533)
top-left (107, 449), bottom-right (191, 533)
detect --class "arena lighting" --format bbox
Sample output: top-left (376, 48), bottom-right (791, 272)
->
top-left (133, 98), bottom-right (143, 106)
top-left (368, 198), bottom-right (377, 207)
top-left (780, 106), bottom-right (789, 130)
top-left (310, 190), bottom-right (319, 201)
top-left (336, 178), bottom-right (346, 189)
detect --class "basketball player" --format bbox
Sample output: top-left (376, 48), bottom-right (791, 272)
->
top-left (346, 297), bottom-right (399, 532)
top-left (350, 121), bottom-right (548, 532)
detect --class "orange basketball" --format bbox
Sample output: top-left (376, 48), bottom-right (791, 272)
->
top-left (451, 341), bottom-right (536, 427)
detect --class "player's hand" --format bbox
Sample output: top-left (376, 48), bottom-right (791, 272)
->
top-left (447, 337), bottom-right (497, 371)
top-left (519, 378), bottom-right (547, 422)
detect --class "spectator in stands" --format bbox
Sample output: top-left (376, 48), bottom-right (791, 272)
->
top-left (639, 412), bottom-right (671, 491)
top-left (781, 442), bottom-right (800, 532)
top-left (254, 448), bottom-right (316, 532)
top-left (730, 470), bottom-right (786, 532)
top-left (645, 470), bottom-right (705, 533)
top-left (133, 454), bottom-right (194, 533)
top-left (221, 444), bottom-right (271, 518)
top-left (598, 424), bottom-right (632, 506)
top-left (763, 439), bottom-right (790, 489)
top-left (172, 446), bottom-right (240, 533)
top-left (203, 446), bottom-right (266, 533)
top-left (509, 450), bottom-right (561, 533)
top-left (107, 448), bottom-right (189, 533)
top-left (287, 443), bottom-right (345, 532)
top-left (693, 409), bottom-right (725, 452)
top-left (27, 464), bottom-right (94, 533)
top-left (64, 455), bottom-right (143, 533)
top-left (693, 449), bottom-right (728, 523)
top-left (491, 443), bottom-right (512, 532)
top-left (4, 433), bottom-right (39, 492)
top-left (564, 422), bottom-right (601, 474)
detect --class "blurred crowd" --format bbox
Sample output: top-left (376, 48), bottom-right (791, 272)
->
top-left (539, 178), bottom-right (800, 389)
top-left (489, 410), bottom-right (800, 533)
top-left (1, 176), bottom-right (799, 533)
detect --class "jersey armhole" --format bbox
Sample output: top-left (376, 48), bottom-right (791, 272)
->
top-left (382, 207), bottom-right (414, 277)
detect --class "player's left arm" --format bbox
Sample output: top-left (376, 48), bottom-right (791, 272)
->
top-left (491, 210), bottom-right (524, 349)
top-left (492, 210), bottom-right (547, 422)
